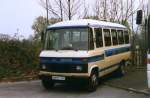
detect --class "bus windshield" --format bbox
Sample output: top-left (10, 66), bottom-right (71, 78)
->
top-left (44, 28), bottom-right (88, 50)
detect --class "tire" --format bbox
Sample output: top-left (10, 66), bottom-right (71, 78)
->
top-left (125, 60), bottom-right (131, 66)
top-left (87, 70), bottom-right (99, 92)
top-left (115, 62), bottom-right (126, 77)
top-left (41, 79), bottom-right (54, 90)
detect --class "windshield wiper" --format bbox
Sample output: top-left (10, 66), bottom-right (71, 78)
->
top-left (61, 46), bottom-right (74, 50)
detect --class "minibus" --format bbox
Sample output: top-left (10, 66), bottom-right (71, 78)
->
top-left (39, 19), bottom-right (131, 91)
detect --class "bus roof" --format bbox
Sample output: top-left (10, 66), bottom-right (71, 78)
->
top-left (47, 19), bottom-right (127, 30)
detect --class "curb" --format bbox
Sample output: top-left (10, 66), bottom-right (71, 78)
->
top-left (104, 83), bottom-right (150, 96)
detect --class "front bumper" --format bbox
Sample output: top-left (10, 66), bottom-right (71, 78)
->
top-left (39, 71), bottom-right (90, 83)
top-left (39, 71), bottom-right (90, 77)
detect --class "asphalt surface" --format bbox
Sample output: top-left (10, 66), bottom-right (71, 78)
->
top-left (0, 80), bottom-right (149, 98)
top-left (104, 66), bottom-right (150, 94)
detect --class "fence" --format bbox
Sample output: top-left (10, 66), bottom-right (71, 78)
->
top-left (131, 48), bottom-right (147, 68)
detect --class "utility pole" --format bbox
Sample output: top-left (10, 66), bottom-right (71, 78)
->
top-left (121, 0), bottom-right (123, 23)
top-left (104, 0), bottom-right (107, 21)
top-left (59, 0), bottom-right (63, 21)
top-left (46, 0), bottom-right (49, 25)
top-left (68, 0), bottom-right (71, 20)
top-left (131, 0), bottom-right (133, 32)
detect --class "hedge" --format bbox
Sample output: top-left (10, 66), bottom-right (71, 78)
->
top-left (0, 38), bottom-right (41, 79)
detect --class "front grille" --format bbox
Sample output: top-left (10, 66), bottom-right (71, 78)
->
top-left (42, 64), bottom-right (87, 73)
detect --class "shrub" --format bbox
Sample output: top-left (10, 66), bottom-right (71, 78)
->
top-left (0, 38), bottom-right (41, 79)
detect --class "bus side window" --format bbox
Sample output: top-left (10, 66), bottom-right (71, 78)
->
top-left (124, 31), bottom-right (129, 44)
top-left (88, 28), bottom-right (94, 50)
top-left (95, 28), bottom-right (103, 48)
top-left (104, 29), bottom-right (111, 46)
top-left (118, 30), bottom-right (124, 44)
top-left (111, 29), bottom-right (118, 45)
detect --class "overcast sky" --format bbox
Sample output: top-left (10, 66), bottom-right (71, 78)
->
top-left (0, 0), bottom-right (95, 39)
top-left (0, 0), bottom-right (146, 39)
top-left (0, 0), bottom-right (45, 38)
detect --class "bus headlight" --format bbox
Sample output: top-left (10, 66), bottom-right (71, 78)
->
top-left (76, 66), bottom-right (82, 71)
top-left (82, 58), bottom-right (88, 62)
top-left (42, 65), bottom-right (46, 69)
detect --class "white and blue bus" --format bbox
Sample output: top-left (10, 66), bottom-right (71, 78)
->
top-left (39, 19), bottom-right (131, 91)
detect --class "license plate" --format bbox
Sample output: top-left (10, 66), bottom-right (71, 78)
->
top-left (52, 76), bottom-right (65, 80)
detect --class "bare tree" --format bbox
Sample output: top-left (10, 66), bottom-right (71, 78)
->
top-left (103, 0), bottom-right (107, 20)
top-left (40, 0), bottom-right (64, 20)
top-left (93, 0), bottom-right (109, 20)
top-left (122, 0), bottom-right (144, 22)
top-left (82, 0), bottom-right (89, 18)
top-left (64, 0), bottom-right (82, 20)
top-left (93, 0), bottom-right (101, 20)
top-left (54, 0), bottom-right (63, 20)
top-left (40, 0), bottom-right (82, 20)
top-left (109, 0), bottom-right (120, 22)
top-left (93, 0), bottom-right (119, 21)
top-left (39, 0), bottom-right (145, 26)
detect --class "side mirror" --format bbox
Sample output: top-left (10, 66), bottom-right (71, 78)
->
top-left (41, 29), bottom-right (46, 49)
top-left (41, 28), bottom-right (46, 43)
top-left (136, 10), bottom-right (143, 25)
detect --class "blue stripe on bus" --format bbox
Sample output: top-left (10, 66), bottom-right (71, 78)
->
top-left (40, 46), bottom-right (130, 64)
top-left (88, 54), bottom-right (104, 63)
top-left (105, 46), bottom-right (130, 57)
top-left (40, 54), bottom-right (104, 65)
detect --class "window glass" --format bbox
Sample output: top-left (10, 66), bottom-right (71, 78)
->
top-left (118, 30), bottom-right (124, 44)
top-left (95, 28), bottom-right (103, 48)
top-left (72, 32), bottom-right (80, 42)
top-left (111, 29), bottom-right (118, 45)
top-left (88, 28), bottom-right (94, 50)
top-left (104, 29), bottom-right (111, 46)
top-left (44, 28), bottom-right (88, 50)
top-left (124, 31), bottom-right (129, 44)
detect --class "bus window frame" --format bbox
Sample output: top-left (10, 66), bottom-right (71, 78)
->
top-left (88, 27), bottom-right (95, 50)
top-left (90, 27), bottom-right (129, 49)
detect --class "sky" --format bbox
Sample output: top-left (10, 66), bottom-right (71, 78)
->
top-left (0, 0), bottom-right (45, 38)
top-left (0, 0), bottom-right (146, 39)
top-left (0, 0), bottom-right (95, 39)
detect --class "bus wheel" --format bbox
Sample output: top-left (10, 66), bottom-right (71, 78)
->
top-left (87, 70), bottom-right (98, 92)
top-left (41, 79), bottom-right (54, 90)
top-left (116, 62), bottom-right (126, 76)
